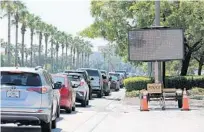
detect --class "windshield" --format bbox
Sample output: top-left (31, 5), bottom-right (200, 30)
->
top-left (86, 70), bottom-right (99, 76)
top-left (52, 76), bottom-right (65, 85)
top-left (1, 72), bottom-right (42, 86)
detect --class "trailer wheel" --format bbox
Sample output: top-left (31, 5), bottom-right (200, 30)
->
top-left (178, 98), bottom-right (183, 108)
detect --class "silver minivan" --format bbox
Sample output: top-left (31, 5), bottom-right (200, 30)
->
top-left (0, 67), bottom-right (59, 132)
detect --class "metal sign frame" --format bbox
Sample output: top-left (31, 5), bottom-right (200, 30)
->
top-left (128, 27), bottom-right (184, 62)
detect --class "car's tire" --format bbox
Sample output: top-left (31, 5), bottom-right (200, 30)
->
top-left (89, 87), bottom-right (93, 100)
top-left (104, 92), bottom-right (109, 96)
top-left (97, 89), bottom-right (103, 98)
top-left (52, 119), bottom-right (56, 129)
top-left (81, 99), bottom-right (86, 107)
top-left (178, 98), bottom-right (183, 108)
top-left (86, 99), bottom-right (89, 105)
top-left (72, 103), bottom-right (76, 111)
top-left (57, 106), bottom-right (60, 118)
top-left (65, 107), bottom-right (72, 113)
top-left (41, 122), bottom-right (52, 132)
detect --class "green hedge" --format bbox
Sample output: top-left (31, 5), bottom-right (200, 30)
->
top-left (124, 76), bottom-right (204, 92)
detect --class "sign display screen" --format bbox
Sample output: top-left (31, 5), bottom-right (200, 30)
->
top-left (128, 28), bottom-right (184, 61)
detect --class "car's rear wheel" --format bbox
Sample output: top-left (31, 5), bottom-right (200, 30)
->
top-left (57, 105), bottom-right (60, 118)
top-left (41, 122), bottom-right (52, 132)
top-left (97, 89), bottom-right (103, 98)
top-left (65, 107), bottom-right (72, 113)
top-left (52, 119), bottom-right (56, 129)
top-left (178, 98), bottom-right (183, 108)
top-left (86, 99), bottom-right (89, 105)
top-left (72, 103), bottom-right (76, 111)
top-left (82, 99), bottom-right (87, 107)
top-left (104, 92), bottom-right (109, 96)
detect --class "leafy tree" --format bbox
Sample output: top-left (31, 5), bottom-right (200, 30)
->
top-left (81, 1), bottom-right (204, 75)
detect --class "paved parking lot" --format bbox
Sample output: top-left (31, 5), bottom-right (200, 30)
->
top-left (1, 89), bottom-right (204, 132)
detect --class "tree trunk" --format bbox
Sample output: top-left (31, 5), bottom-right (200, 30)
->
top-left (38, 32), bottom-right (42, 66)
top-left (21, 24), bottom-right (26, 67)
top-left (51, 40), bottom-right (54, 72)
top-left (180, 51), bottom-right (192, 76)
top-left (82, 53), bottom-right (84, 68)
top-left (56, 42), bottom-right (59, 72)
top-left (61, 46), bottom-right (64, 70)
top-left (30, 29), bottom-right (34, 67)
top-left (73, 47), bottom-right (76, 69)
top-left (65, 44), bottom-right (68, 69)
top-left (7, 7), bottom-right (11, 66)
top-left (44, 35), bottom-right (48, 69)
top-left (77, 51), bottom-right (79, 69)
top-left (198, 61), bottom-right (203, 75)
top-left (15, 14), bottom-right (19, 67)
top-left (25, 52), bottom-right (28, 66)
top-left (70, 46), bottom-right (73, 69)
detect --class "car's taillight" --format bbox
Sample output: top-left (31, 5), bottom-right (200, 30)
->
top-left (80, 81), bottom-right (84, 86)
top-left (27, 87), bottom-right (48, 94)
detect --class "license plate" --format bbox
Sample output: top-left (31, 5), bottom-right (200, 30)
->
top-left (6, 90), bottom-right (20, 98)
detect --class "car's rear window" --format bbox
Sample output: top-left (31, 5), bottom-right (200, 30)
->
top-left (0, 71), bottom-right (42, 86)
top-left (68, 75), bottom-right (81, 82)
top-left (52, 76), bottom-right (65, 85)
top-left (86, 70), bottom-right (99, 76)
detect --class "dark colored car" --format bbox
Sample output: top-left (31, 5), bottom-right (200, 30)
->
top-left (100, 70), bottom-right (110, 96)
top-left (115, 70), bottom-right (127, 79)
top-left (64, 70), bottom-right (93, 99)
top-left (78, 68), bottom-right (103, 98)
top-left (109, 72), bottom-right (120, 91)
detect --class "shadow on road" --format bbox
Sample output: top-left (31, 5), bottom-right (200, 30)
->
top-left (60, 110), bottom-right (81, 115)
top-left (1, 126), bottom-right (41, 132)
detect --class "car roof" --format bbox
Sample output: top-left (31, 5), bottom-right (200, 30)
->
top-left (78, 68), bottom-right (98, 71)
top-left (51, 74), bottom-right (67, 78)
top-left (0, 67), bottom-right (44, 74)
top-left (67, 73), bottom-right (83, 76)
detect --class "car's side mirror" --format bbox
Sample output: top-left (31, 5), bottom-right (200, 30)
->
top-left (109, 77), bottom-right (112, 81)
top-left (54, 82), bottom-right (62, 89)
top-left (91, 78), bottom-right (94, 80)
top-left (72, 84), bottom-right (79, 88)
top-left (102, 75), bottom-right (107, 79)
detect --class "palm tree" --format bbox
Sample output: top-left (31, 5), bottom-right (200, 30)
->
top-left (19, 9), bottom-right (29, 66)
top-left (60, 32), bottom-right (66, 70)
top-left (27, 14), bottom-right (41, 67)
top-left (36, 21), bottom-right (45, 65)
top-left (50, 26), bottom-right (57, 72)
top-left (65, 34), bottom-right (72, 69)
top-left (44, 24), bottom-right (52, 69)
top-left (12, 1), bottom-right (26, 66)
top-left (54, 30), bottom-right (61, 71)
top-left (0, 1), bottom-right (14, 66)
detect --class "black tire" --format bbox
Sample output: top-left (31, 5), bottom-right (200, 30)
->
top-left (178, 98), bottom-right (183, 108)
top-left (97, 90), bottom-right (103, 98)
top-left (41, 122), bottom-right (52, 132)
top-left (65, 107), bottom-right (72, 113)
top-left (57, 106), bottom-right (60, 118)
top-left (81, 99), bottom-right (86, 107)
top-left (52, 119), bottom-right (56, 129)
top-left (86, 99), bottom-right (89, 105)
top-left (89, 86), bottom-right (92, 100)
top-left (72, 103), bottom-right (76, 111)
top-left (104, 92), bottom-right (109, 96)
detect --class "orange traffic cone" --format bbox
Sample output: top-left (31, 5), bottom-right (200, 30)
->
top-left (181, 88), bottom-right (190, 111)
top-left (140, 94), bottom-right (149, 111)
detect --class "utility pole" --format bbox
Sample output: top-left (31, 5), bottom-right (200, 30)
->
top-left (154, 1), bottom-right (162, 83)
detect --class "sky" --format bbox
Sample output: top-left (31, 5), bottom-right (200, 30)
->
top-left (0, 0), bottom-right (108, 52)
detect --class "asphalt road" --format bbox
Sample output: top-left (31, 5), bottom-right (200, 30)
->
top-left (1, 89), bottom-right (204, 132)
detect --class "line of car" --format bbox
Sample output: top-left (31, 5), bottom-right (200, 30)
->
top-left (0, 66), bottom-right (127, 132)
